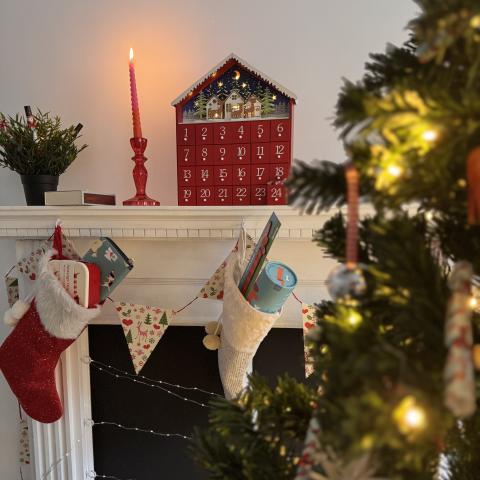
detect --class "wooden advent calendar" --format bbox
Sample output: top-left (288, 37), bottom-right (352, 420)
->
top-left (172, 53), bottom-right (296, 206)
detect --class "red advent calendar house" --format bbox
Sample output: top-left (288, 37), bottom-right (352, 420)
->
top-left (172, 53), bottom-right (297, 206)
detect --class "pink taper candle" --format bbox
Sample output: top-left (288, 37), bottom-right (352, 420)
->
top-left (129, 48), bottom-right (143, 139)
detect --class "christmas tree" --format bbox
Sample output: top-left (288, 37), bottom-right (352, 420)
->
top-left (261, 86), bottom-right (275, 117)
top-left (194, 90), bottom-right (207, 120)
top-left (125, 329), bottom-right (133, 344)
top-left (144, 313), bottom-right (152, 325)
top-left (159, 312), bottom-right (168, 327)
top-left (192, 1), bottom-right (480, 478)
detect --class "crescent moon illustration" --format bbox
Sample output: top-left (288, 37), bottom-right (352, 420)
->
top-left (233, 70), bottom-right (241, 80)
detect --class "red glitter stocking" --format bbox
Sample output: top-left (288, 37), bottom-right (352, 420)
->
top-left (0, 251), bottom-right (99, 423)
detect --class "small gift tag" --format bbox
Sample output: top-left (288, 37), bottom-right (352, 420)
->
top-left (5, 276), bottom-right (19, 307)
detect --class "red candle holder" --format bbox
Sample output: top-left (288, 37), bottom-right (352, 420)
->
top-left (123, 137), bottom-right (160, 206)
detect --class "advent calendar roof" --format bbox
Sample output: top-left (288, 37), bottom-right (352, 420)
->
top-left (171, 53), bottom-right (297, 106)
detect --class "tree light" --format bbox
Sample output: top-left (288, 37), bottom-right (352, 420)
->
top-left (422, 130), bottom-right (438, 142)
top-left (469, 296), bottom-right (478, 309)
top-left (345, 310), bottom-right (362, 328)
top-left (393, 396), bottom-right (427, 435)
top-left (387, 165), bottom-right (403, 177)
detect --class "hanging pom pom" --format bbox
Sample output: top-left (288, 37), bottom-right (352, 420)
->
top-left (205, 321), bottom-right (221, 335)
top-left (467, 147), bottom-right (480, 225)
top-left (203, 334), bottom-right (221, 350)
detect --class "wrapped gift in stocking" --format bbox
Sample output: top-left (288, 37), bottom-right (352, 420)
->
top-left (218, 243), bottom-right (280, 399)
top-left (0, 250), bottom-right (100, 423)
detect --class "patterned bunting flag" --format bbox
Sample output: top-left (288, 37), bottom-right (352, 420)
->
top-left (17, 234), bottom-right (80, 281)
top-left (116, 302), bottom-right (174, 374)
top-left (5, 276), bottom-right (19, 307)
top-left (302, 304), bottom-right (316, 378)
top-left (197, 233), bottom-right (255, 300)
top-left (19, 419), bottom-right (30, 466)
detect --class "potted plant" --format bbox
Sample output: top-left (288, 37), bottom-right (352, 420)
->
top-left (0, 110), bottom-right (87, 205)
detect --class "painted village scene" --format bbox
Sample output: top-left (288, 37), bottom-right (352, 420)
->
top-left (181, 65), bottom-right (291, 123)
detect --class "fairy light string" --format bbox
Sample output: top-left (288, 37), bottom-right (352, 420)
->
top-left (85, 357), bottom-right (219, 408)
top-left (89, 358), bottom-right (221, 398)
top-left (88, 420), bottom-right (191, 440)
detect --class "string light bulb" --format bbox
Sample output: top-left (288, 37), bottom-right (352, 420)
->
top-left (393, 395), bottom-right (427, 435)
top-left (469, 296), bottom-right (478, 309)
top-left (387, 164), bottom-right (403, 177)
top-left (272, 94), bottom-right (277, 100)
top-left (347, 311), bottom-right (362, 327)
top-left (422, 129), bottom-right (438, 142)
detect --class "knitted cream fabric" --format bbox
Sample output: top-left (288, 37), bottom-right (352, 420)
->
top-left (219, 253), bottom-right (280, 399)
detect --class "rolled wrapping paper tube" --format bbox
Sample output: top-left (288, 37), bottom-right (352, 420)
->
top-left (247, 261), bottom-right (297, 313)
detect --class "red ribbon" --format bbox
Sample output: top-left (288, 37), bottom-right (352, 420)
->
top-left (467, 147), bottom-right (480, 225)
top-left (345, 163), bottom-right (359, 268)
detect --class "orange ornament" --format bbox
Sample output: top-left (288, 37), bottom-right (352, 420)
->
top-left (473, 344), bottom-right (480, 370)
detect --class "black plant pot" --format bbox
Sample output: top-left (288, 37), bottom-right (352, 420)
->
top-left (20, 174), bottom-right (59, 206)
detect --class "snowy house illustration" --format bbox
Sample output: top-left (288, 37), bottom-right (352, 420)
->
top-left (244, 94), bottom-right (261, 118)
top-left (206, 95), bottom-right (224, 119)
top-left (224, 90), bottom-right (244, 119)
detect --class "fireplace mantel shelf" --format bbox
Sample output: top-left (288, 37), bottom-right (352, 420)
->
top-left (0, 205), bottom-right (326, 239)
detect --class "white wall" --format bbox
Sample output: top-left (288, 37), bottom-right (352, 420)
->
top-left (0, 0), bottom-right (416, 477)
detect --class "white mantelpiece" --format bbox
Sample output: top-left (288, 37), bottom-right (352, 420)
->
top-left (0, 205), bottom-right (324, 239)
top-left (0, 206), bottom-right (334, 480)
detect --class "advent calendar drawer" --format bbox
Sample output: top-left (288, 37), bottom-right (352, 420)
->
top-left (232, 144), bottom-right (250, 164)
top-left (214, 123), bottom-right (229, 144)
top-left (214, 145), bottom-right (233, 165)
top-left (195, 166), bottom-right (214, 186)
top-left (214, 166), bottom-right (232, 186)
top-left (251, 143), bottom-right (270, 164)
top-left (214, 186), bottom-right (232, 205)
top-left (251, 165), bottom-right (269, 185)
top-left (197, 186), bottom-right (215, 205)
top-left (178, 187), bottom-right (196, 206)
top-left (177, 146), bottom-right (195, 165)
top-left (232, 165), bottom-right (250, 185)
top-left (177, 124), bottom-right (195, 146)
top-left (271, 119), bottom-right (291, 140)
top-left (267, 183), bottom-right (287, 205)
top-left (196, 124), bottom-right (213, 145)
top-left (229, 122), bottom-right (250, 143)
top-left (251, 185), bottom-right (268, 205)
top-left (195, 145), bottom-right (215, 165)
top-left (270, 163), bottom-right (290, 182)
top-left (250, 121), bottom-right (270, 142)
top-left (270, 142), bottom-right (291, 163)
top-left (233, 186), bottom-right (250, 205)
top-left (178, 166), bottom-right (195, 186)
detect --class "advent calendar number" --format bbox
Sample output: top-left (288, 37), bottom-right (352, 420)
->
top-left (200, 188), bottom-right (211, 198)
top-left (276, 145), bottom-right (285, 156)
top-left (255, 187), bottom-right (266, 198)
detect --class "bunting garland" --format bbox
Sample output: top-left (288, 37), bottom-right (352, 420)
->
top-left (16, 234), bottom-right (80, 280)
top-left (5, 276), bottom-right (19, 307)
top-left (196, 233), bottom-right (255, 300)
top-left (115, 302), bottom-right (174, 374)
top-left (4, 227), bottom-right (315, 377)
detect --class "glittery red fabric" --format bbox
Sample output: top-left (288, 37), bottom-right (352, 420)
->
top-left (0, 300), bottom-right (74, 423)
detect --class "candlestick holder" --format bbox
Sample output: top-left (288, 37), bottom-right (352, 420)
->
top-left (123, 137), bottom-right (160, 206)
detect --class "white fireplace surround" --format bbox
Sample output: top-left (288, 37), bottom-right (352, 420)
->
top-left (0, 206), bottom-right (336, 480)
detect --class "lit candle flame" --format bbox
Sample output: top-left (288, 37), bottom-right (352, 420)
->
top-left (129, 47), bottom-right (134, 63)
